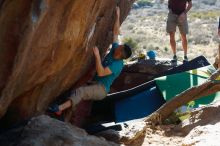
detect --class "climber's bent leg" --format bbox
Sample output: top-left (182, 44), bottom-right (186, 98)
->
top-left (68, 84), bottom-right (107, 110)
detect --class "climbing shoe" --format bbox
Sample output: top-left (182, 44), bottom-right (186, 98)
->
top-left (48, 104), bottom-right (62, 115)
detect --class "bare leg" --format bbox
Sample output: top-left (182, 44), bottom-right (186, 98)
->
top-left (58, 100), bottom-right (72, 111)
top-left (180, 33), bottom-right (188, 56)
top-left (169, 32), bottom-right (176, 55)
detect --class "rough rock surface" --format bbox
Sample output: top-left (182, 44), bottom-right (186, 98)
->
top-left (176, 101), bottom-right (220, 136)
top-left (111, 59), bottom-right (174, 92)
top-left (96, 120), bottom-right (146, 145)
top-left (0, 115), bottom-right (118, 146)
top-left (182, 123), bottom-right (220, 146)
top-left (180, 101), bottom-right (220, 146)
top-left (0, 0), bottom-right (134, 126)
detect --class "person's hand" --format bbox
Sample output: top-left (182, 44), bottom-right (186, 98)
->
top-left (93, 46), bottom-right (100, 57)
top-left (116, 6), bottom-right (120, 17)
top-left (178, 12), bottom-right (186, 23)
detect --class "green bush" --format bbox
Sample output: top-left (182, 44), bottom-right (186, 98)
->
top-left (190, 11), bottom-right (220, 19)
top-left (164, 101), bottom-right (195, 124)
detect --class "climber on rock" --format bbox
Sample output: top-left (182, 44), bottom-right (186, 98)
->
top-left (48, 6), bottom-right (132, 115)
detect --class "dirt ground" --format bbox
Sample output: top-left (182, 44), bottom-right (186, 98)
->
top-left (142, 125), bottom-right (183, 146)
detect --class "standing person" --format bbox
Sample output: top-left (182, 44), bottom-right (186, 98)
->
top-left (48, 7), bottom-right (132, 115)
top-left (166, 0), bottom-right (192, 62)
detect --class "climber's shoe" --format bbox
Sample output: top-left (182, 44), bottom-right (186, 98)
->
top-left (48, 104), bottom-right (62, 116)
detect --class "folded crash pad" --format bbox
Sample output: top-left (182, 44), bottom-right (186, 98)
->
top-left (91, 56), bottom-right (211, 125)
top-left (115, 87), bottom-right (165, 123)
top-left (156, 65), bottom-right (220, 108)
top-left (160, 55), bottom-right (210, 76)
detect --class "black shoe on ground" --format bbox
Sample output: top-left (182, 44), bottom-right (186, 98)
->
top-left (171, 55), bottom-right (177, 66)
top-left (183, 55), bottom-right (188, 63)
top-left (171, 55), bottom-right (177, 62)
top-left (173, 55), bottom-right (177, 61)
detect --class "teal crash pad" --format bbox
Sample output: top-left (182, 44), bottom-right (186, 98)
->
top-left (155, 66), bottom-right (220, 108)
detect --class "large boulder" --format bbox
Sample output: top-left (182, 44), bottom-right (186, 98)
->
top-left (0, 0), bottom-right (134, 126)
top-left (180, 101), bottom-right (220, 146)
top-left (182, 123), bottom-right (220, 146)
top-left (0, 115), bottom-right (118, 146)
top-left (178, 101), bottom-right (220, 135)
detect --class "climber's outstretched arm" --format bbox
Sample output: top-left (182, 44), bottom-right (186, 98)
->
top-left (113, 6), bottom-right (120, 42)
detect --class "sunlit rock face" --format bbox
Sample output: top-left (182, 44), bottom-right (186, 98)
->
top-left (0, 0), bottom-right (134, 126)
top-left (181, 101), bottom-right (220, 146)
top-left (182, 123), bottom-right (220, 146)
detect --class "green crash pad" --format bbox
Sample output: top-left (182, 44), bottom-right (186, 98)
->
top-left (155, 65), bottom-right (220, 108)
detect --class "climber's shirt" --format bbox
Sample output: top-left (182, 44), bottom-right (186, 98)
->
top-left (94, 42), bottom-right (124, 93)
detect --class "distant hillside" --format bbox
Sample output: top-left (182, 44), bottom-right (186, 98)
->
top-left (122, 0), bottom-right (220, 63)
